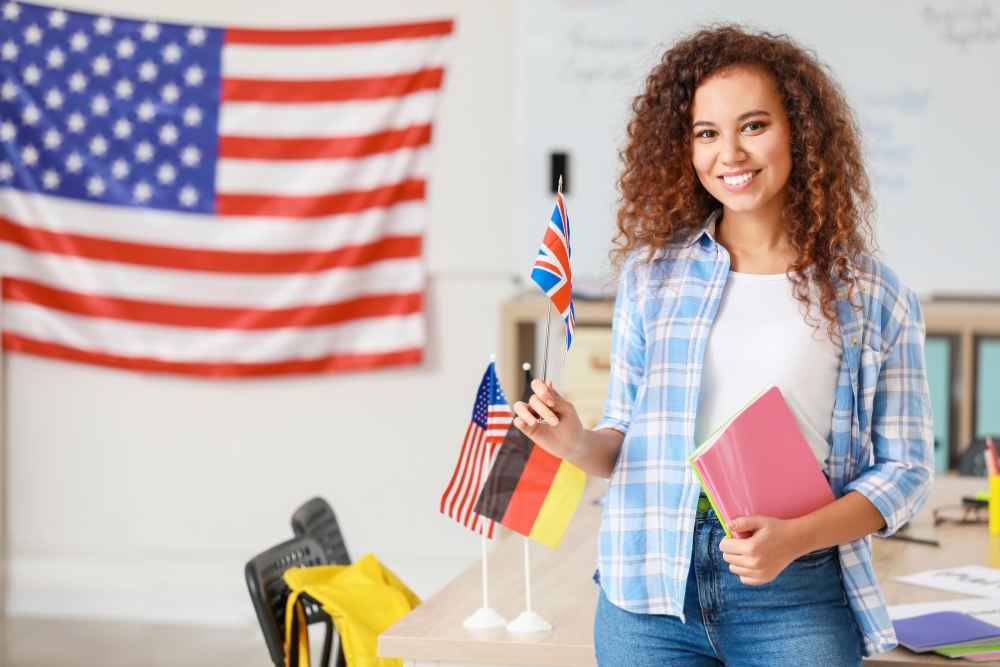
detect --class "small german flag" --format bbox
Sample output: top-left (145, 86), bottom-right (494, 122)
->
top-left (473, 372), bottom-right (586, 549)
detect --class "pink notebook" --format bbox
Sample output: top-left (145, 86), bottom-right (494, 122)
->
top-left (688, 386), bottom-right (834, 538)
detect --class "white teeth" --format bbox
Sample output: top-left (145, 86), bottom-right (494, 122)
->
top-left (722, 171), bottom-right (755, 186)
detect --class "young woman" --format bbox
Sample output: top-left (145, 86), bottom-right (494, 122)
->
top-left (513, 24), bottom-right (934, 666)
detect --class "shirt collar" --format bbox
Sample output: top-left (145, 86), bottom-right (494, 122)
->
top-left (685, 208), bottom-right (723, 248)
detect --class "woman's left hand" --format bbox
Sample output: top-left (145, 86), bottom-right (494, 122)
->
top-left (718, 515), bottom-right (810, 586)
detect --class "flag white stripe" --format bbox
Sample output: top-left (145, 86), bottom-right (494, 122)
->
top-left (217, 91), bottom-right (438, 138)
top-left (469, 436), bottom-right (500, 531)
top-left (221, 38), bottom-right (449, 80)
top-left (443, 426), bottom-right (480, 522)
top-left (216, 147), bottom-right (430, 196)
top-left (0, 245), bottom-right (424, 308)
top-left (3, 301), bottom-right (425, 363)
top-left (0, 190), bottom-right (426, 252)
top-left (443, 430), bottom-right (474, 517)
top-left (454, 428), bottom-right (486, 526)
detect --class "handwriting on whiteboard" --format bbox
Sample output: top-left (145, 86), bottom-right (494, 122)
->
top-left (923, 3), bottom-right (1000, 49)
top-left (557, 24), bottom-right (651, 91)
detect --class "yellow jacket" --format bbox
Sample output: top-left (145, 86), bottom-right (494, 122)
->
top-left (283, 553), bottom-right (420, 667)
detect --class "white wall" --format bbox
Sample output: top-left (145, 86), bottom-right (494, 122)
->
top-left (512, 0), bottom-right (1000, 296)
top-left (4, 0), bottom-right (516, 625)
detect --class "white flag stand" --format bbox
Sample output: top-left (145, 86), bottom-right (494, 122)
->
top-left (463, 531), bottom-right (506, 629)
top-left (506, 537), bottom-right (552, 633)
top-left (463, 353), bottom-right (506, 630)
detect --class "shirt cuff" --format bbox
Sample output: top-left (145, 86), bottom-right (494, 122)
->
top-left (843, 466), bottom-right (931, 537)
top-left (594, 417), bottom-right (629, 436)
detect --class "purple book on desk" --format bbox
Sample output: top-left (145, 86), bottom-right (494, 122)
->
top-left (893, 612), bottom-right (1000, 652)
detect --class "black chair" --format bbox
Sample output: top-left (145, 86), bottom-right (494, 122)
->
top-left (957, 436), bottom-right (1000, 477)
top-left (291, 497), bottom-right (351, 566)
top-left (245, 535), bottom-right (338, 667)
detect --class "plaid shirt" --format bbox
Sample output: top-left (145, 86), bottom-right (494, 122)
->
top-left (596, 209), bottom-right (934, 656)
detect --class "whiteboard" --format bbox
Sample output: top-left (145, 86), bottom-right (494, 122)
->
top-left (512, 0), bottom-right (1000, 296)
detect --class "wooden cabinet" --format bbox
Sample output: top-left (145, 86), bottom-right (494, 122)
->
top-left (560, 327), bottom-right (612, 429)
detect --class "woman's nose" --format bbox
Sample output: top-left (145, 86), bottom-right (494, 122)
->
top-left (720, 134), bottom-right (748, 165)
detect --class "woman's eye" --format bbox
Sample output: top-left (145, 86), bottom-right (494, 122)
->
top-left (694, 122), bottom-right (765, 139)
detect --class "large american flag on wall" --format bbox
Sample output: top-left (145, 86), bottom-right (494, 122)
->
top-left (0, 1), bottom-right (452, 377)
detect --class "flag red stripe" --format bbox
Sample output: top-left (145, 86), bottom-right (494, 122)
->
top-left (446, 429), bottom-right (472, 518)
top-left (3, 332), bottom-right (422, 378)
top-left (550, 282), bottom-right (572, 315)
top-left (216, 178), bottom-right (426, 218)
top-left (463, 418), bottom-right (504, 529)
top-left (556, 194), bottom-right (569, 244)
top-left (440, 422), bottom-right (475, 515)
top-left (0, 217), bottom-right (421, 274)
top-left (543, 228), bottom-right (571, 280)
top-left (463, 431), bottom-right (489, 528)
top-left (449, 426), bottom-right (481, 519)
top-left (3, 277), bottom-right (423, 330)
top-left (533, 259), bottom-right (562, 274)
top-left (454, 428), bottom-right (485, 523)
top-left (224, 20), bottom-right (453, 46)
top-left (221, 68), bottom-right (444, 103)
top-left (218, 124), bottom-right (432, 161)
top-left (500, 445), bottom-right (562, 536)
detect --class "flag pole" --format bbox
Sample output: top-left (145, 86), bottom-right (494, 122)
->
top-left (462, 354), bottom-right (506, 631)
top-left (480, 532), bottom-right (490, 606)
top-left (461, 527), bottom-right (506, 631)
top-left (508, 535), bottom-right (551, 633)
top-left (508, 179), bottom-right (568, 636)
top-left (523, 539), bottom-right (532, 611)
top-left (541, 302), bottom-right (553, 382)
top-left (539, 174), bottom-right (562, 384)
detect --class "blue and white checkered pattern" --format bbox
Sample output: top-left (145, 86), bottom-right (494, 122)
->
top-left (595, 208), bottom-right (934, 657)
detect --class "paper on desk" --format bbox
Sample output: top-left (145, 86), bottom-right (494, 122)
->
top-left (888, 600), bottom-right (1000, 661)
top-left (937, 644), bottom-right (1000, 659)
top-left (888, 597), bottom-right (1000, 624)
top-left (895, 566), bottom-right (1000, 600)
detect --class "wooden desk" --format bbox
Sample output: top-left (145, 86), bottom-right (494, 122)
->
top-left (380, 475), bottom-right (998, 666)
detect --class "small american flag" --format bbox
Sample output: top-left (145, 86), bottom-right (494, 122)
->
top-left (439, 361), bottom-right (511, 538)
top-left (530, 190), bottom-right (575, 349)
top-left (0, 2), bottom-right (452, 377)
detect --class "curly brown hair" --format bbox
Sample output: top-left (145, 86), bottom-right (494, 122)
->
top-left (613, 23), bottom-right (876, 343)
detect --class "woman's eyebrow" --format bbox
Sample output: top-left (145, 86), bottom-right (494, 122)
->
top-left (692, 109), bottom-right (772, 129)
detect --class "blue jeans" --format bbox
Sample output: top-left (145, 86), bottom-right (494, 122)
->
top-left (593, 504), bottom-right (863, 666)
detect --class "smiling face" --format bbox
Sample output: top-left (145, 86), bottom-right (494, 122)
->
top-left (690, 64), bottom-right (793, 216)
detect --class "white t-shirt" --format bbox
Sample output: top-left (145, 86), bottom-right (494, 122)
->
top-left (693, 270), bottom-right (842, 472)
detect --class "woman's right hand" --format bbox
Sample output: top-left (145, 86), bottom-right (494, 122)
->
top-left (512, 378), bottom-right (586, 461)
